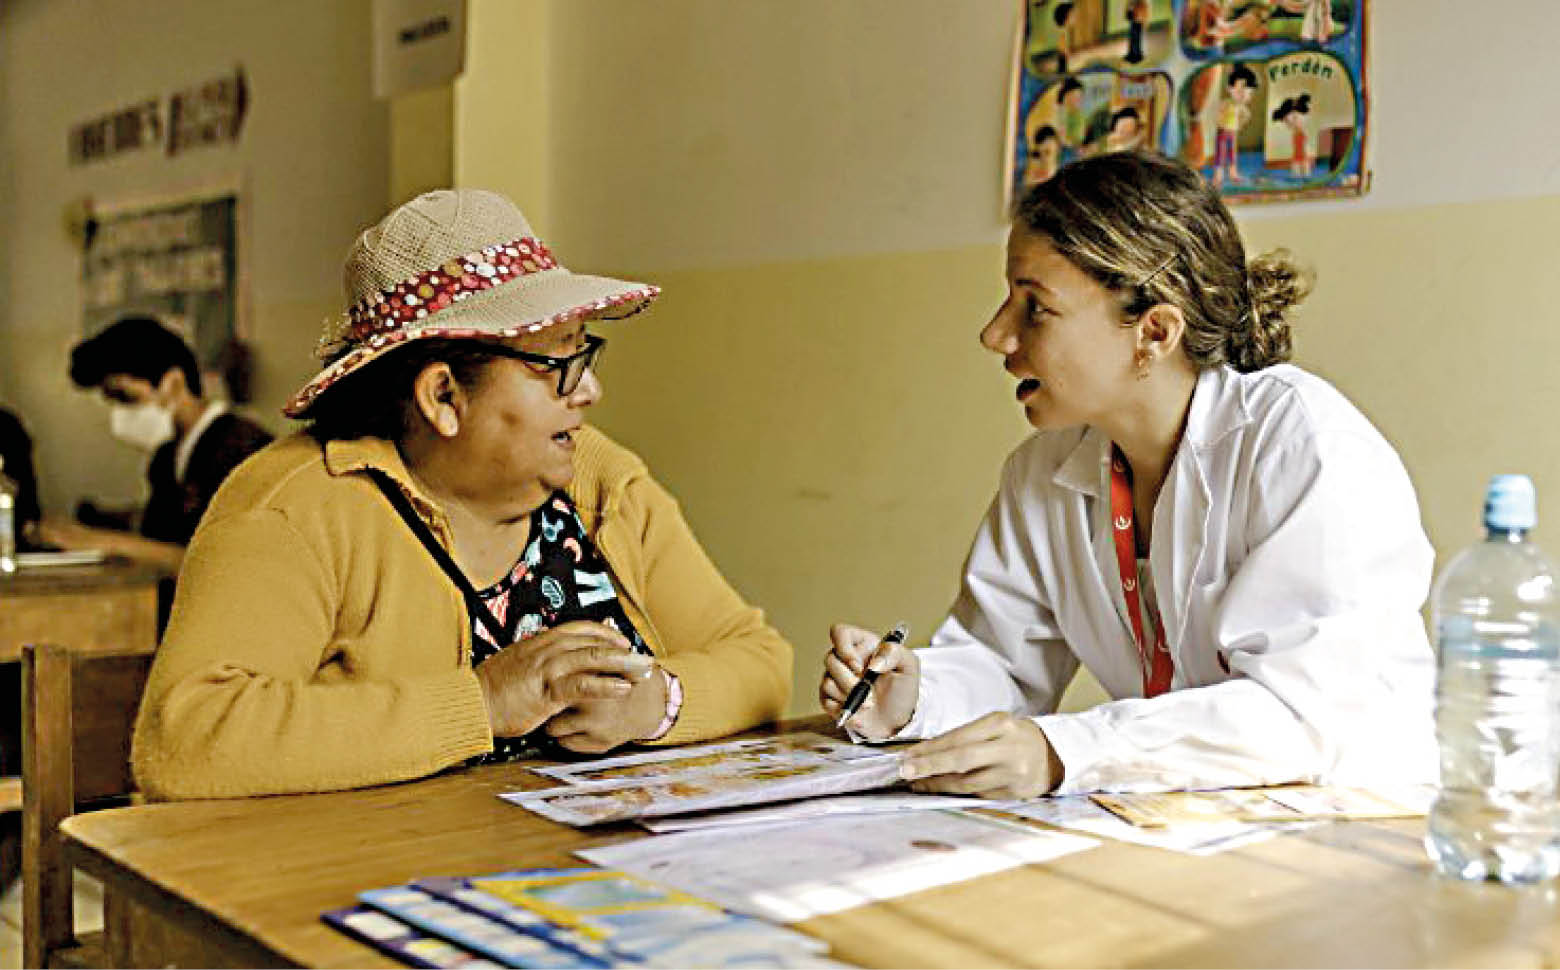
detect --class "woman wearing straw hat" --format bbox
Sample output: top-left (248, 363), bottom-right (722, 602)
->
top-left (132, 189), bottom-right (792, 798)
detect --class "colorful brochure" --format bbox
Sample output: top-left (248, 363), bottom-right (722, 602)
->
top-left (340, 867), bottom-right (846, 968)
top-left (508, 734), bottom-right (904, 827)
top-left (358, 886), bottom-right (611, 968)
top-left (321, 905), bottom-right (504, 969)
top-left (466, 869), bottom-right (829, 961)
top-left (530, 732), bottom-right (881, 787)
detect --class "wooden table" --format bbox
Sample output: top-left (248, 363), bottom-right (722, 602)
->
top-left (0, 558), bottom-right (162, 664)
top-left (61, 744), bottom-right (1560, 969)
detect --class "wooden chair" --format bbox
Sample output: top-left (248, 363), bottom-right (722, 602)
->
top-left (1, 774), bottom-right (20, 890)
top-left (22, 642), bottom-right (154, 969)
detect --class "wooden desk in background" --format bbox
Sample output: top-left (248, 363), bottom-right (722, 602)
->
top-left (0, 558), bottom-right (162, 887)
top-left (0, 558), bottom-right (162, 664)
top-left (61, 735), bottom-right (1560, 969)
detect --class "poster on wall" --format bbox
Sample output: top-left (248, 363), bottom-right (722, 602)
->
top-left (81, 190), bottom-right (244, 392)
top-left (1009, 0), bottom-right (1368, 205)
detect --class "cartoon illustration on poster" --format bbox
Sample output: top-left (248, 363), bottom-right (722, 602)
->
top-left (1025, 0), bottom-right (1177, 74)
top-left (1180, 0), bottom-right (1354, 58)
top-left (1178, 51), bottom-right (1358, 195)
top-left (1015, 71), bottom-right (1173, 195)
top-left (1009, 0), bottom-right (1367, 204)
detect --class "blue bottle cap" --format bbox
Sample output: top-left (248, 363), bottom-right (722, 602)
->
top-left (1485, 474), bottom-right (1537, 531)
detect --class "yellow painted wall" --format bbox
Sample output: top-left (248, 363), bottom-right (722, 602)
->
top-left (391, 85), bottom-right (455, 207)
top-left (454, 0), bottom-right (551, 236)
top-left (458, 0), bottom-right (1560, 720)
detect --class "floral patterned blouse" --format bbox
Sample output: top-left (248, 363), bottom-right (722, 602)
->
top-left (470, 491), bottom-right (651, 763)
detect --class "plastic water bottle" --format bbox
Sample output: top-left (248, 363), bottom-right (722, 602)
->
top-left (1425, 474), bottom-right (1560, 883)
top-left (0, 457), bottom-right (15, 575)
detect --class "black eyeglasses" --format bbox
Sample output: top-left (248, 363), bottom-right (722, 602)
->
top-left (482, 334), bottom-right (605, 396)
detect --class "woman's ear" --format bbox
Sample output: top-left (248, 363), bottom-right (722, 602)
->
top-left (411, 363), bottom-right (467, 438)
top-left (1137, 303), bottom-right (1187, 363)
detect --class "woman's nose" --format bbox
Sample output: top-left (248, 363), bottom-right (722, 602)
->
top-left (569, 367), bottom-right (603, 407)
top-left (980, 311), bottom-right (1016, 355)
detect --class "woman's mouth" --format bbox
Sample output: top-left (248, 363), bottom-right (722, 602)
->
top-left (1017, 378), bottom-right (1043, 401)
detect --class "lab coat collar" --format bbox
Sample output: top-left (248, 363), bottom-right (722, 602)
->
top-left (1183, 365), bottom-right (1253, 451)
top-left (1049, 367), bottom-right (1252, 499)
top-left (1052, 427), bottom-right (1107, 497)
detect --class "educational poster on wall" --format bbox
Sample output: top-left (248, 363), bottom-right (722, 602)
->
top-left (1009, 0), bottom-right (1368, 205)
top-left (81, 192), bottom-right (241, 380)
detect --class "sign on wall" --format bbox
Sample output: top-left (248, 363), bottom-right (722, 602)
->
top-left (67, 67), bottom-right (247, 166)
top-left (373, 0), bottom-right (467, 99)
top-left (1010, 0), bottom-right (1369, 204)
top-left (81, 192), bottom-right (242, 387)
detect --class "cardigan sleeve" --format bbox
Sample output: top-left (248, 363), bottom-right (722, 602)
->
top-left (615, 475), bottom-right (792, 745)
top-left (132, 507), bottom-right (492, 799)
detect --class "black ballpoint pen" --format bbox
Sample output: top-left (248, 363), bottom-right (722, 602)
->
top-left (836, 622), bottom-right (909, 729)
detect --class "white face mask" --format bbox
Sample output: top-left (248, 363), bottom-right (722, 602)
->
top-left (109, 401), bottom-right (176, 451)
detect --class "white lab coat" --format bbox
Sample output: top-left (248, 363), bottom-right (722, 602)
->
top-left (901, 364), bottom-right (1438, 794)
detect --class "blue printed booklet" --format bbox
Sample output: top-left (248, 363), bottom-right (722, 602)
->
top-left (326, 866), bottom-right (851, 968)
top-left (358, 885), bottom-right (612, 968)
top-left (321, 905), bottom-right (504, 969)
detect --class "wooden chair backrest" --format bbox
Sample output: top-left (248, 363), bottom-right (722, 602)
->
top-left (21, 642), bottom-right (154, 969)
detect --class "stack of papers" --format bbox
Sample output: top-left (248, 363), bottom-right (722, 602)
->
top-left (507, 733), bottom-right (904, 826)
top-left (322, 867), bottom-right (852, 968)
top-left (577, 811), bottom-right (1098, 924)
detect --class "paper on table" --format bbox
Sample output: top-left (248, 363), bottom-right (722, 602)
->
top-left (531, 732), bottom-right (881, 788)
top-left (640, 793), bottom-right (999, 834)
top-left (980, 796), bottom-right (1308, 856)
top-left (16, 549), bottom-right (108, 568)
top-left (577, 810), bottom-right (1098, 923)
top-left (508, 753), bottom-right (904, 827)
top-left (1092, 784), bottom-right (1433, 829)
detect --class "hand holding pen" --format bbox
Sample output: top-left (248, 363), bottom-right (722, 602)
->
top-left (819, 621), bottom-right (920, 740)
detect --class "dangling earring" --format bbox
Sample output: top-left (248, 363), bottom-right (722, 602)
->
top-left (1134, 348), bottom-right (1152, 380)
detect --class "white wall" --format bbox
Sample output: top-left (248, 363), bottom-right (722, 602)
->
top-left (0, 0), bottom-right (390, 512)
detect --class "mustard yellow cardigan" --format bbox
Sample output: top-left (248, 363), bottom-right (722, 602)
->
top-left (131, 427), bottom-right (793, 799)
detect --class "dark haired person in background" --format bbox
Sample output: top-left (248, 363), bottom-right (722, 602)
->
top-left (43, 316), bottom-right (272, 573)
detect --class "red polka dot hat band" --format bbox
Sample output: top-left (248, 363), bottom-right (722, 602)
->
top-left (284, 189), bottom-right (658, 419)
top-left (337, 236), bottom-right (561, 351)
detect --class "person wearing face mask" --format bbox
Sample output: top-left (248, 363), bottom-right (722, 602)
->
top-left (131, 189), bottom-right (792, 799)
top-left (46, 316), bottom-right (272, 573)
top-left (821, 151), bottom-right (1436, 799)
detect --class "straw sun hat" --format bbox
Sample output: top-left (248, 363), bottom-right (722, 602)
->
top-left (283, 189), bottom-right (658, 417)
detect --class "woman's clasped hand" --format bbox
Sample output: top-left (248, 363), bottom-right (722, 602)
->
top-left (475, 620), bottom-right (658, 747)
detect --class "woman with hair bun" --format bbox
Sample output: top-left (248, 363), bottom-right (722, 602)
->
top-left (822, 151), bottom-right (1435, 798)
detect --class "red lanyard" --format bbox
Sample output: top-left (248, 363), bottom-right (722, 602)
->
top-left (1109, 446), bottom-right (1174, 697)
